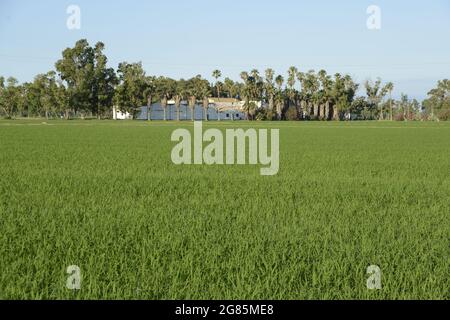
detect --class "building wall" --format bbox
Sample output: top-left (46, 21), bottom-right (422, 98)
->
top-left (136, 104), bottom-right (246, 121)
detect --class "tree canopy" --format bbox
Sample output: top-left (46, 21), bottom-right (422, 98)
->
top-left (0, 39), bottom-right (448, 121)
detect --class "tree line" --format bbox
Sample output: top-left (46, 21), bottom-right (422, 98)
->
top-left (0, 39), bottom-right (448, 121)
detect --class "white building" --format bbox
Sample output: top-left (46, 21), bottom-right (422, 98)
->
top-left (112, 106), bottom-right (133, 120)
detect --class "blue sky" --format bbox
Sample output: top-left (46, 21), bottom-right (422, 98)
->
top-left (1, 0), bottom-right (449, 99)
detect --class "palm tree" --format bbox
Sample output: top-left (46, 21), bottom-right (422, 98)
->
top-left (240, 71), bottom-right (250, 119)
top-left (186, 77), bottom-right (198, 121)
top-left (224, 77), bottom-right (236, 98)
top-left (202, 97), bottom-right (209, 121)
top-left (146, 93), bottom-right (152, 121)
top-left (188, 95), bottom-right (196, 121)
top-left (296, 72), bottom-right (308, 120)
top-left (174, 80), bottom-right (186, 121)
top-left (275, 75), bottom-right (285, 120)
top-left (212, 69), bottom-right (222, 100)
top-left (250, 69), bottom-right (260, 81)
top-left (265, 68), bottom-right (275, 114)
top-left (318, 70), bottom-right (329, 120)
top-left (143, 77), bottom-right (154, 121)
top-left (197, 78), bottom-right (210, 121)
top-left (174, 95), bottom-right (182, 121)
top-left (161, 96), bottom-right (168, 121)
top-left (243, 101), bottom-right (257, 121)
top-left (306, 71), bottom-right (320, 119)
top-left (332, 73), bottom-right (344, 121)
top-left (155, 76), bottom-right (175, 121)
top-left (287, 66), bottom-right (298, 119)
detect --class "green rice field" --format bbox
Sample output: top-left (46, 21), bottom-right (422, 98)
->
top-left (0, 119), bottom-right (449, 299)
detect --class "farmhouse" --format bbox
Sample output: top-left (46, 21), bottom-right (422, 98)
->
top-left (208, 97), bottom-right (247, 120)
top-left (135, 99), bottom-right (247, 121)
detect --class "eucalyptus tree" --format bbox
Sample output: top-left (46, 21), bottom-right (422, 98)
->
top-left (20, 80), bottom-right (43, 118)
top-left (0, 77), bottom-right (20, 118)
top-left (365, 78), bottom-right (389, 120)
top-left (55, 79), bottom-right (69, 118)
top-left (93, 42), bottom-right (117, 119)
top-left (55, 39), bottom-right (93, 117)
top-left (385, 82), bottom-right (394, 121)
top-left (56, 39), bottom-right (116, 118)
top-left (410, 98), bottom-right (421, 120)
top-left (31, 72), bottom-right (61, 119)
top-left (331, 74), bottom-right (358, 120)
top-left (0, 77), bottom-right (4, 116)
top-left (423, 79), bottom-right (449, 120)
top-left (399, 94), bottom-right (419, 121)
top-left (113, 62), bottom-right (148, 118)
top-left (400, 93), bottom-right (410, 120)
top-left (19, 82), bottom-right (32, 117)
top-left (343, 75), bottom-right (359, 117)
top-left (349, 97), bottom-right (370, 118)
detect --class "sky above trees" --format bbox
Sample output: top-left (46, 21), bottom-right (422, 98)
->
top-left (0, 0), bottom-right (449, 99)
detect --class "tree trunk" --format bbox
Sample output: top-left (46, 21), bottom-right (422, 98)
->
top-left (302, 101), bottom-right (308, 120)
top-left (390, 98), bottom-right (393, 121)
top-left (276, 101), bottom-right (283, 120)
top-left (379, 104), bottom-right (384, 121)
top-left (147, 95), bottom-right (152, 121)
top-left (176, 106), bottom-right (180, 121)
top-left (314, 104), bottom-right (319, 119)
top-left (269, 96), bottom-right (274, 114)
top-left (203, 97), bottom-right (209, 121)
top-left (325, 101), bottom-right (330, 121)
top-left (333, 105), bottom-right (340, 121)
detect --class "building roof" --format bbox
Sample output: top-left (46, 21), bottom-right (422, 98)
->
top-left (208, 97), bottom-right (240, 104)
